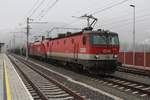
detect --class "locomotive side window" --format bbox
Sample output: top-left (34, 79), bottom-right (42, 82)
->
top-left (82, 36), bottom-right (86, 45)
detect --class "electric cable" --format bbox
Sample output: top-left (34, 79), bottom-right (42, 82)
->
top-left (38, 0), bottom-right (58, 20)
top-left (91, 0), bottom-right (129, 15)
top-left (29, 0), bottom-right (46, 17)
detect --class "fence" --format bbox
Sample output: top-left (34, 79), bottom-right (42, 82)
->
top-left (118, 52), bottom-right (150, 68)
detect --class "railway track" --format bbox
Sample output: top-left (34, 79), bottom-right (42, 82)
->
top-left (9, 55), bottom-right (86, 100)
top-left (106, 76), bottom-right (150, 96)
top-left (88, 75), bottom-right (150, 99)
top-left (118, 66), bottom-right (150, 77)
top-left (10, 54), bottom-right (150, 99)
top-left (11, 59), bottom-right (43, 100)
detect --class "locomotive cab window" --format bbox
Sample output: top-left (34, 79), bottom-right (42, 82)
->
top-left (90, 33), bottom-right (119, 45)
top-left (82, 36), bottom-right (86, 45)
top-left (108, 35), bottom-right (119, 45)
top-left (91, 34), bottom-right (107, 45)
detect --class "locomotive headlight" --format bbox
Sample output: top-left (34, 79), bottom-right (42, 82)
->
top-left (95, 55), bottom-right (99, 59)
top-left (114, 54), bottom-right (118, 58)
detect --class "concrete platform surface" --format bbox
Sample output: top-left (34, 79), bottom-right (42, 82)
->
top-left (0, 53), bottom-right (33, 100)
top-left (0, 54), bottom-right (3, 100)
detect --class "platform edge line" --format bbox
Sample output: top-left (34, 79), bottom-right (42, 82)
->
top-left (4, 60), bottom-right (12, 100)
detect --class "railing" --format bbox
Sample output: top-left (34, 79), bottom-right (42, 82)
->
top-left (118, 52), bottom-right (150, 68)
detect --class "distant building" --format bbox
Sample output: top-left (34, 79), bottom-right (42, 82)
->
top-left (0, 43), bottom-right (5, 53)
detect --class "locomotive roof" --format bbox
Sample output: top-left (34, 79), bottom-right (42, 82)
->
top-left (45, 30), bottom-right (118, 41)
top-left (45, 31), bottom-right (82, 40)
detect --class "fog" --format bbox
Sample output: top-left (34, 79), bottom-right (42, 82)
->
top-left (0, 0), bottom-right (150, 51)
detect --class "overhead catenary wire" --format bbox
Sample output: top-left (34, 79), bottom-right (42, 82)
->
top-left (101, 12), bottom-right (150, 26)
top-left (19, 0), bottom-right (59, 26)
top-left (17, 0), bottom-right (42, 27)
top-left (38, 0), bottom-right (59, 20)
top-left (29, 0), bottom-right (46, 17)
top-left (101, 16), bottom-right (150, 30)
top-left (99, 7), bottom-right (150, 24)
top-left (90, 0), bottom-right (129, 15)
top-left (63, 0), bottom-right (130, 28)
top-left (74, 0), bottom-right (120, 15)
top-left (92, 7), bottom-right (150, 30)
top-left (26, 0), bottom-right (40, 17)
top-left (37, 0), bottom-right (54, 18)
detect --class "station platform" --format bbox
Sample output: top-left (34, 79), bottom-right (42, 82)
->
top-left (0, 53), bottom-right (33, 100)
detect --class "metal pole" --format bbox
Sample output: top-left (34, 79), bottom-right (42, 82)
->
top-left (133, 6), bottom-right (135, 67)
top-left (9, 40), bottom-right (11, 51)
top-left (144, 42), bottom-right (146, 67)
top-left (13, 33), bottom-right (15, 53)
top-left (26, 17), bottom-right (29, 60)
top-left (130, 5), bottom-right (135, 67)
top-left (124, 52), bottom-right (126, 64)
top-left (25, 18), bottom-right (47, 60)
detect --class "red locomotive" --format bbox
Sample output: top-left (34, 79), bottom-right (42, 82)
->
top-left (29, 15), bottom-right (120, 74)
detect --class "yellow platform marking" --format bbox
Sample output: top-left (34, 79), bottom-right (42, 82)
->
top-left (4, 60), bottom-right (12, 100)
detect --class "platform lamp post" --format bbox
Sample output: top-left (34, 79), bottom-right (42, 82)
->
top-left (130, 4), bottom-right (135, 67)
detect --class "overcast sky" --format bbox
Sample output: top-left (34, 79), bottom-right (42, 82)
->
top-left (0, 0), bottom-right (150, 46)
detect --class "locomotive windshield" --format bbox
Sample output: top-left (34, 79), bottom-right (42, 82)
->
top-left (90, 33), bottom-right (119, 45)
top-left (92, 35), bottom-right (107, 45)
top-left (108, 35), bottom-right (119, 45)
